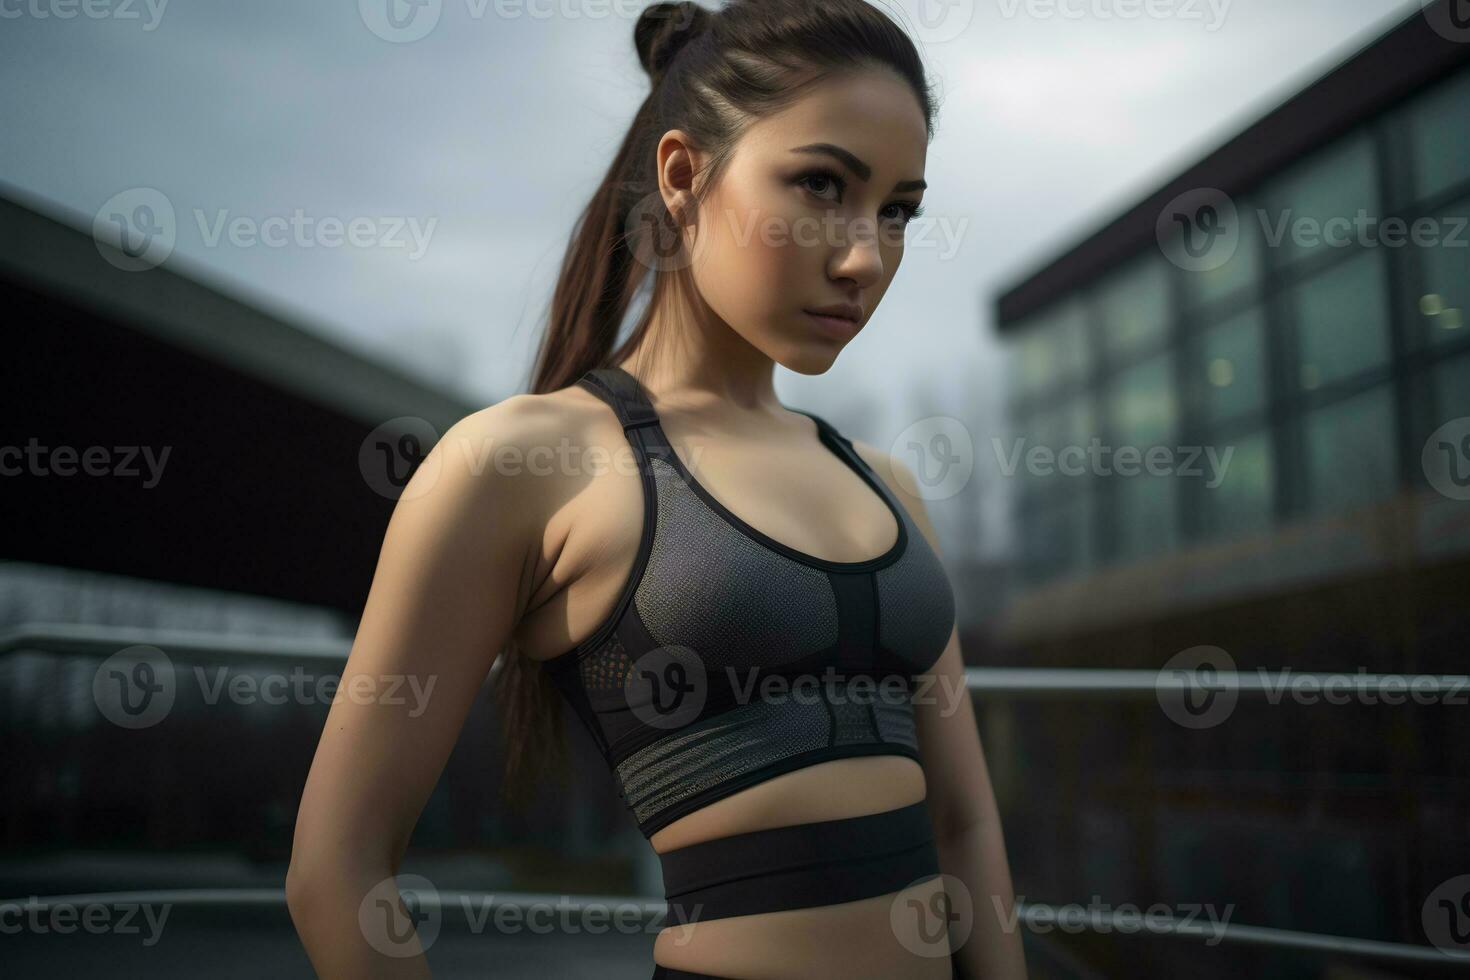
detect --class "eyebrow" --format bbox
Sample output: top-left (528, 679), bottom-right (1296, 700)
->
top-left (790, 143), bottom-right (927, 193)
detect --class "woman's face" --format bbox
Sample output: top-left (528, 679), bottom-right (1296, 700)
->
top-left (672, 68), bottom-right (929, 374)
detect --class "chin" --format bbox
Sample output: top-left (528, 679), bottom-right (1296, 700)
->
top-left (777, 345), bottom-right (843, 376)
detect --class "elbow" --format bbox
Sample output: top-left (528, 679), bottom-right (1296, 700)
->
top-left (284, 839), bottom-right (339, 917)
top-left (284, 843), bottom-right (396, 920)
top-left (284, 859), bottom-right (323, 918)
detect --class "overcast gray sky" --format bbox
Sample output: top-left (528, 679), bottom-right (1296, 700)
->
top-left (1, 0), bottom-right (1424, 559)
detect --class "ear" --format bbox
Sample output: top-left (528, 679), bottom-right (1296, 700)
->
top-left (655, 128), bottom-right (706, 225)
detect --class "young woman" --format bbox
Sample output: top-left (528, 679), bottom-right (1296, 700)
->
top-left (287, 2), bottom-right (1026, 977)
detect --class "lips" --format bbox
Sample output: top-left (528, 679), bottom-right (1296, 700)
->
top-left (804, 302), bottom-right (863, 323)
top-left (804, 309), bottom-right (863, 340)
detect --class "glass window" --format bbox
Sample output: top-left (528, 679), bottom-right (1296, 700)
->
top-left (1009, 299), bottom-right (1090, 401)
top-left (1261, 133), bottom-right (1379, 270)
top-left (1199, 429), bottom-right (1274, 539)
top-left (1198, 306), bottom-right (1267, 426)
top-left (1023, 492), bottom-right (1093, 584)
top-left (1107, 352), bottom-right (1177, 449)
top-left (1022, 395), bottom-right (1096, 497)
top-left (1303, 385), bottom-right (1398, 515)
top-left (1407, 68), bottom-right (1470, 203)
top-left (1417, 194), bottom-right (1470, 350)
top-left (1435, 350), bottom-right (1470, 430)
top-left (1180, 194), bottom-right (1263, 311)
top-left (1290, 248), bottom-right (1391, 391)
top-left (1426, 352), bottom-right (1470, 498)
top-left (1113, 474), bottom-right (1178, 562)
top-left (1095, 252), bottom-right (1170, 364)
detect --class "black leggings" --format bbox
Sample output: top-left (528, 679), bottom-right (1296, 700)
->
top-left (650, 800), bottom-right (961, 977)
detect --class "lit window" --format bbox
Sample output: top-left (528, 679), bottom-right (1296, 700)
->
top-left (1095, 253), bottom-right (1170, 364)
top-left (1303, 385), bottom-right (1398, 514)
top-left (1106, 352), bottom-right (1177, 448)
top-left (1290, 249), bottom-right (1391, 390)
top-left (1199, 429), bottom-right (1274, 539)
top-left (1198, 306), bottom-right (1267, 426)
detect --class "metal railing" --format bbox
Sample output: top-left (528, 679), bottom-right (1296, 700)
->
top-left (4, 621), bottom-right (1469, 970)
top-left (7, 622), bottom-right (1467, 699)
top-left (1, 888), bottom-right (1467, 969)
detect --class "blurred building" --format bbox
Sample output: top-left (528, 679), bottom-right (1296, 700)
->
top-left (1, 186), bottom-right (639, 901)
top-left (987, 4), bottom-right (1470, 974)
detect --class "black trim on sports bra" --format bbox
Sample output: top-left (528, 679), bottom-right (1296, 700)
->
top-left (539, 364), bottom-right (913, 671)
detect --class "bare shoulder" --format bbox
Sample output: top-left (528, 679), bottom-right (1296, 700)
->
top-left (414, 383), bottom-right (621, 547)
top-left (446, 382), bottom-right (640, 631)
top-left (449, 383), bottom-right (610, 460)
top-left (848, 436), bottom-right (943, 557)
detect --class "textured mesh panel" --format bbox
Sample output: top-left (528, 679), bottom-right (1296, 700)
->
top-left (617, 697), bottom-right (829, 827)
top-left (831, 698), bottom-right (876, 745)
top-left (634, 456), bottom-right (839, 669)
top-left (873, 695), bottom-right (918, 746)
top-left (614, 681), bottom-right (918, 829)
top-left (875, 512), bottom-right (956, 674)
top-left (578, 633), bottom-right (634, 693)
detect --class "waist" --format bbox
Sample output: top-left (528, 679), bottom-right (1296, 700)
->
top-left (658, 798), bottom-right (941, 926)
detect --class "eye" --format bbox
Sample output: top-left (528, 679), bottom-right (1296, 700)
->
top-left (797, 169), bottom-right (845, 203)
top-left (796, 169), bottom-right (927, 226)
top-left (884, 201), bottom-right (926, 225)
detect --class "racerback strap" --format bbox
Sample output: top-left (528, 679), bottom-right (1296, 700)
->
top-left (576, 366), bottom-right (660, 431)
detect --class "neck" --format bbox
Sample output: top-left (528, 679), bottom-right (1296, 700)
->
top-left (616, 285), bottom-right (786, 418)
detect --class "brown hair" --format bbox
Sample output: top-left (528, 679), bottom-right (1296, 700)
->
top-left (494, 0), bottom-right (940, 813)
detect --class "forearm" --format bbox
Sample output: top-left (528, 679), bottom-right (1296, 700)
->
top-left (935, 814), bottom-right (1028, 980)
top-left (286, 868), bottom-right (434, 980)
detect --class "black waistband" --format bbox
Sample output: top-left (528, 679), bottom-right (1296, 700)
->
top-left (658, 800), bottom-right (940, 925)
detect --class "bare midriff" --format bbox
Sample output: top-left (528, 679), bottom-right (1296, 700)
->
top-left (648, 754), bottom-right (953, 979)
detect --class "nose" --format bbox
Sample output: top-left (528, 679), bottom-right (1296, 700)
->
top-left (827, 216), bottom-right (885, 290)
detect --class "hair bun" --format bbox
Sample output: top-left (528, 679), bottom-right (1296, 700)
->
top-left (635, 2), bottom-right (712, 83)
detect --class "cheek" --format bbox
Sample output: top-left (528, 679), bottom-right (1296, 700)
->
top-left (691, 184), bottom-right (819, 330)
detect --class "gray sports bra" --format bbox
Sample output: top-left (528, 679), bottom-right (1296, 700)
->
top-left (540, 366), bottom-right (956, 839)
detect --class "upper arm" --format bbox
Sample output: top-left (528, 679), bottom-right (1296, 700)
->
top-left (851, 438), bottom-right (996, 840)
top-left (287, 396), bottom-right (548, 885)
